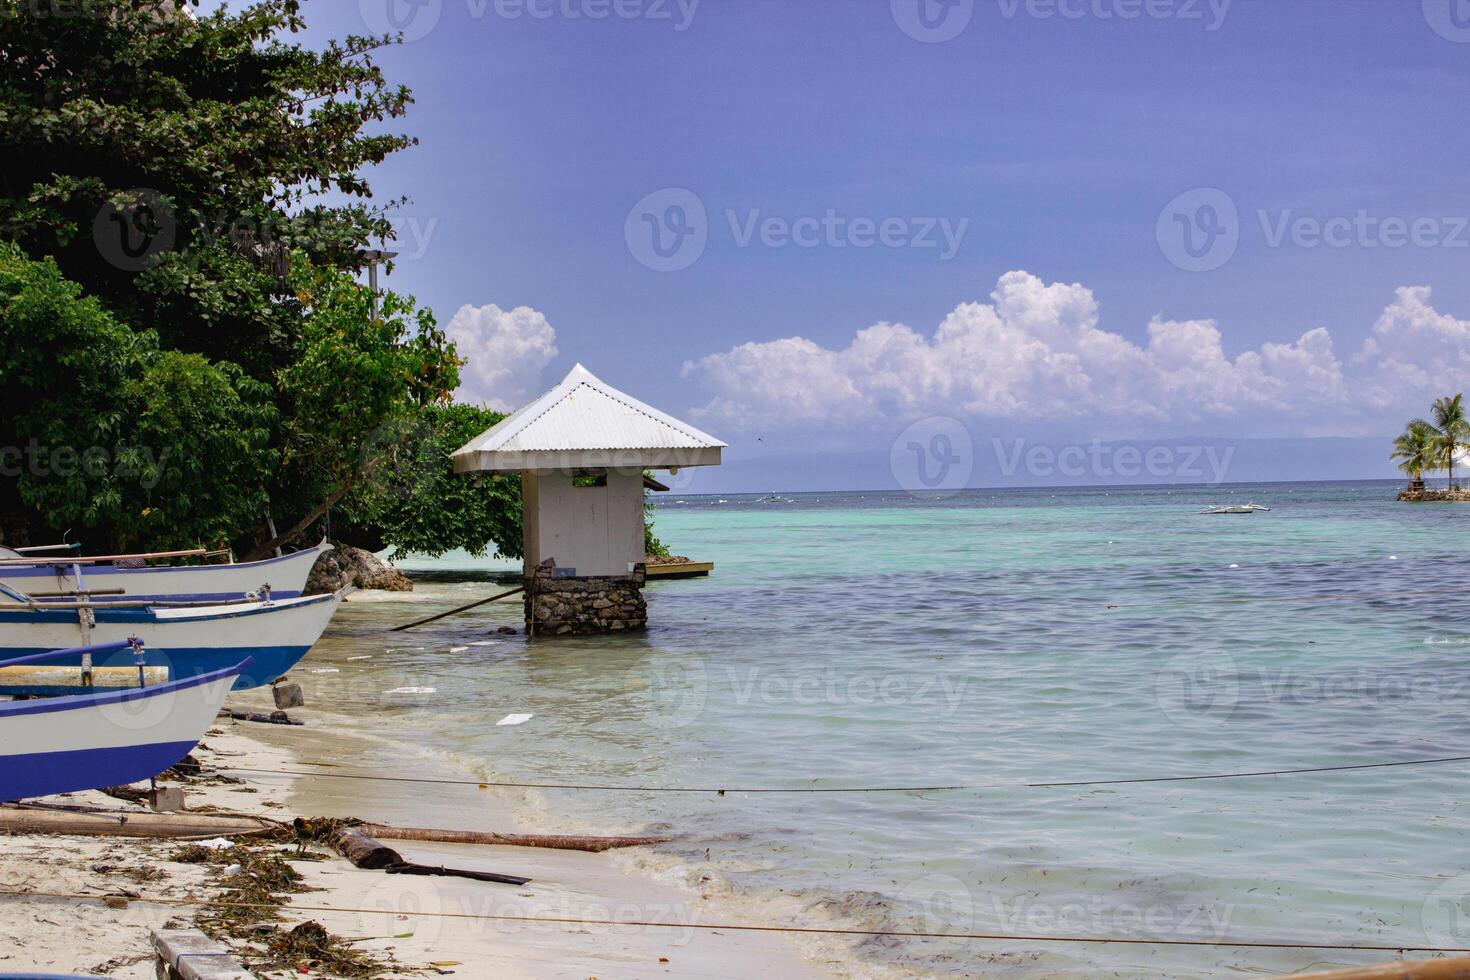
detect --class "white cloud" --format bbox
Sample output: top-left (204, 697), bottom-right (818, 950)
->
top-left (445, 303), bottom-right (559, 412)
top-left (1354, 285), bottom-right (1470, 413)
top-left (683, 271), bottom-right (1355, 431)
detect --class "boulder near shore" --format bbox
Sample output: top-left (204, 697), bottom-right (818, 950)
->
top-left (305, 542), bottom-right (413, 593)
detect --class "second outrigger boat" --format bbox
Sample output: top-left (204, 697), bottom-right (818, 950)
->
top-left (1200, 503), bottom-right (1272, 515)
top-left (0, 581), bottom-right (341, 695)
top-left (0, 541), bottom-right (330, 603)
top-left (0, 638), bottom-right (249, 800)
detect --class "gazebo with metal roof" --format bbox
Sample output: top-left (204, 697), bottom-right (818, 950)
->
top-left (452, 364), bottom-right (725, 634)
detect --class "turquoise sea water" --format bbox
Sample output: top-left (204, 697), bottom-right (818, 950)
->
top-left (318, 481), bottom-right (1470, 977)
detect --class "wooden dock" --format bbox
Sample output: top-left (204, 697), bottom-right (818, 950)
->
top-left (645, 558), bottom-right (714, 579)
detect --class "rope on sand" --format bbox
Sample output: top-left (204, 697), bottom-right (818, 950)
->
top-left (1, 888), bottom-right (1466, 953)
top-left (216, 753), bottom-right (1470, 795)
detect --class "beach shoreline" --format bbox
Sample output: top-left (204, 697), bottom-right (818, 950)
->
top-left (0, 686), bottom-right (840, 979)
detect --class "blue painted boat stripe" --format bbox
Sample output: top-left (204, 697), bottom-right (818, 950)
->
top-left (0, 658), bottom-right (252, 718)
top-left (0, 740), bottom-right (199, 800)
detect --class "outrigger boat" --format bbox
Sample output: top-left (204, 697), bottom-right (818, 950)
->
top-left (0, 582), bottom-right (341, 695)
top-left (0, 638), bottom-right (247, 800)
top-left (0, 540), bottom-right (330, 603)
top-left (1200, 503), bottom-right (1272, 515)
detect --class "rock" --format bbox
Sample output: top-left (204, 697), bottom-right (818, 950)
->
top-left (305, 542), bottom-right (413, 594)
top-left (1397, 488), bottom-right (1470, 502)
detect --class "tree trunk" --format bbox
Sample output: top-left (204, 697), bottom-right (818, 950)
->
top-left (242, 484), bottom-right (351, 562)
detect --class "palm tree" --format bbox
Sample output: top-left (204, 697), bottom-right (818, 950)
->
top-left (1427, 394), bottom-right (1469, 489)
top-left (1392, 419), bottom-right (1438, 490)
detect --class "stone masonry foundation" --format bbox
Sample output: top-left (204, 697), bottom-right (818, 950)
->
top-left (525, 558), bottom-right (647, 635)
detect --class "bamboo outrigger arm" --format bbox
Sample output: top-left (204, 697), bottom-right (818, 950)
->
top-left (0, 547), bottom-right (231, 566)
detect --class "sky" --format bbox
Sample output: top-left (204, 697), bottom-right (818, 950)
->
top-left (222, 0), bottom-right (1470, 492)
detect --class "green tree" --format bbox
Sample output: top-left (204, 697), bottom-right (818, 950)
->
top-left (242, 258), bottom-right (460, 560)
top-left (0, 0), bottom-right (412, 375)
top-left (0, 243), bottom-right (274, 549)
top-left (1411, 394), bottom-right (1469, 490)
top-left (1391, 419), bottom-right (1438, 489)
top-left (337, 403), bottom-right (524, 561)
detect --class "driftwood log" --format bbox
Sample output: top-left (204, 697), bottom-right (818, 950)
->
top-left (0, 806), bottom-right (270, 838)
top-left (329, 825), bottom-right (530, 886)
top-left (362, 823), bottom-right (671, 853)
top-left (1295, 959), bottom-right (1470, 979)
top-left (0, 804), bottom-right (667, 853)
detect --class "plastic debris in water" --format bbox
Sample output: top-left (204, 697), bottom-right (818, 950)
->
top-left (1229, 563), bottom-right (1240, 569)
top-left (497, 713), bottom-right (534, 726)
top-left (311, 668), bottom-right (339, 674)
top-left (385, 686), bottom-right (436, 695)
top-left (450, 646), bottom-right (469, 653)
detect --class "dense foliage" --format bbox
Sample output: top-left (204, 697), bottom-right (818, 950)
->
top-left (338, 403), bottom-right (524, 561)
top-left (1393, 394), bottom-right (1468, 488)
top-left (0, 243), bottom-right (275, 548)
top-left (0, 1), bottom-right (527, 558)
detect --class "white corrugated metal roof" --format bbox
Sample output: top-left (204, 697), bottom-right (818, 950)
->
top-left (452, 364), bottom-right (725, 470)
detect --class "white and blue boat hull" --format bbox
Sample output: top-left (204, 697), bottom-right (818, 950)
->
top-left (0, 542), bottom-right (329, 603)
top-left (0, 592), bottom-right (341, 695)
top-left (0, 647), bottom-right (248, 800)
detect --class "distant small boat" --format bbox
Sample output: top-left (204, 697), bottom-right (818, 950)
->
top-left (0, 639), bottom-right (248, 800)
top-left (0, 541), bottom-right (329, 603)
top-left (1200, 503), bottom-right (1272, 515)
top-left (0, 584), bottom-right (341, 694)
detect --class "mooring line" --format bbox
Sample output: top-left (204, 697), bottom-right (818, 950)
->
top-left (0, 888), bottom-right (1464, 953)
top-left (217, 752), bottom-right (1470, 796)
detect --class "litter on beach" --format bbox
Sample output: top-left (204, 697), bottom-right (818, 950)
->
top-left (496, 713), bottom-right (534, 726)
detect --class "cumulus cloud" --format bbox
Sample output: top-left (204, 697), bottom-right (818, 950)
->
top-left (1354, 285), bottom-right (1470, 413)
top-left (683, 271), bottom-right (1353, 431)
top-left (445, 303), bottom-right (559, 411)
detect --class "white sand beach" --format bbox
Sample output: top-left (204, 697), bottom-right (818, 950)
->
top-left (0, 697), bottom-right (836, 979)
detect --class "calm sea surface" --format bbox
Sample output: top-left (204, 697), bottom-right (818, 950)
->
top-left (308, 481), bottom-right (1470, 977)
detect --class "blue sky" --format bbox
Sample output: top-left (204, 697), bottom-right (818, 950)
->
top-left (227, 0), bottom-right (1470, 490)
